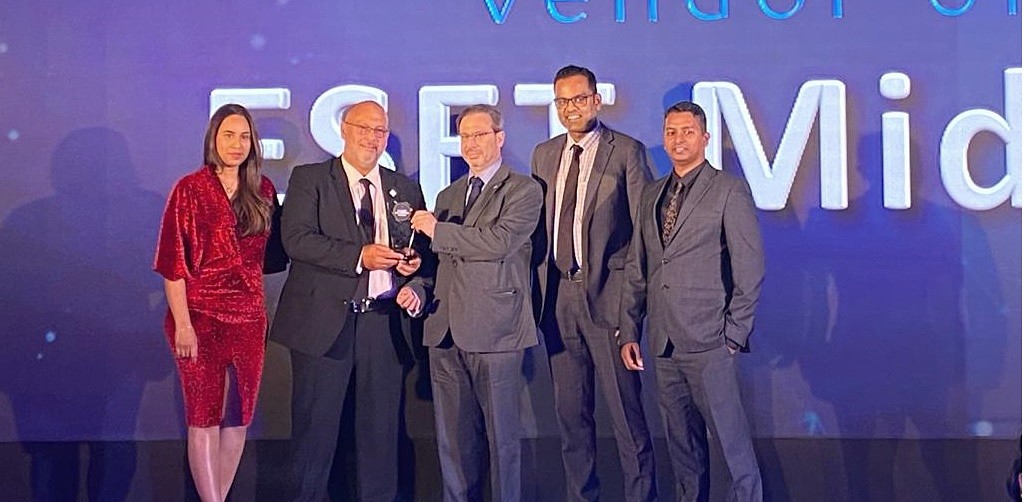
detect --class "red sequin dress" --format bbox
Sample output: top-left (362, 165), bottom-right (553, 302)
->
top-left (154, 166), bottom-right (276, 427)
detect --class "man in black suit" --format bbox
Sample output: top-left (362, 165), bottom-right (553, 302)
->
top-left (270, 101), bottom-right (426, 501)
top-left (409, 104), bottom-right (542, 501)
top-left (530, 65), bottom-right (657, 501)
top-left (620, 101), bottom-right (765, 502)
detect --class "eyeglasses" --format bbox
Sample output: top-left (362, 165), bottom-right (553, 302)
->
top-left (343, 121), bottom-right (389, 139)
top-left (553, 93), bottom-right (595, 109)
top-left (664, 128), bottom-right (702, 138)
top-left (458, 130), bottom-right (498, 142)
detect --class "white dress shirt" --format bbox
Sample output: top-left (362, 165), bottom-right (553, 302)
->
top-left (552, 124), bottom-right (602, 268)
top-left (342, 157), bottom-right (395, 299)
top-left (465, 157), bottom-right (503, 206)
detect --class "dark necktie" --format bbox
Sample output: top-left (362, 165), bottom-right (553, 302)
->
top-left (555, 145), bottom-right (584, 274)
top-left (464, 176), bottom-right (484, 215)
top-left (358, 178), bottom-right (375, 241)
top-left (662, 180), bottom-right (685, 244)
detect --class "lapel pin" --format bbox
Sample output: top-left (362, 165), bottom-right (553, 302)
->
top-left (388, 188), bottom-right (398, 198)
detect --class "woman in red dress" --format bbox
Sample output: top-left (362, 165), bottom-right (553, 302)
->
top-left (154, 104), bottom-right (280, 501)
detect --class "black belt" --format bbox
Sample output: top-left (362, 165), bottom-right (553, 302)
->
top-left (344, 297), bottom-right (397, 314)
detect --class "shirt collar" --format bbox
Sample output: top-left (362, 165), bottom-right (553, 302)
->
top-left (468, 157), bottom-right (502, 187)
top-left (564, 121), bottom-right (603, 151)
top-left (673, 162), bottom-right (705, 188)
top-left (340, 156), bottom-right (382, 189)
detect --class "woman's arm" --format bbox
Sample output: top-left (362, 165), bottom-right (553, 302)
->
top-left (164, 278), bottom-right (196, 360)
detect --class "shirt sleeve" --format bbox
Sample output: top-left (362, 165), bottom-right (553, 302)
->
top-left (154, 180), bottom-right (198, 281)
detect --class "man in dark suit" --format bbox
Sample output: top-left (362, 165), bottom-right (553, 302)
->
top-left (619, 101), bottom-right (765, 502)
top-left (530, 65), bottom-right (657, 501)
top-left (409, 104), bottom-right (542, 501)
top-left (270, 101), bottom-right (426, 501)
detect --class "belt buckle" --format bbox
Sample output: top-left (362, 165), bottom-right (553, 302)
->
top-left (347, 298), bottom-right (373, 314)
top-left (566, 269), bottom-right (583, 283)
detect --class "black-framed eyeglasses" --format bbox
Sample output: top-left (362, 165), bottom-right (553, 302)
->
top-left (553, 93), bottom-right (595, 109)
top-left (343, 121), bottom-right (389, 138)
top-left (458, 130), bottom-right (499, 142)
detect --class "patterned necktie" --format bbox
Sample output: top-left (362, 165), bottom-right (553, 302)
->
top-left (555, 145), bottom-right (584, 274)
top-left (358, 178), bottom-right (375, 241)
top-left (464, 176), bottom-right (484, 215)
top-left (662, 180), bottom-right (685, 244)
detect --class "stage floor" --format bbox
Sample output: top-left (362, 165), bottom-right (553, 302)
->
top-left (0, 437), bottom-right (1017, 501)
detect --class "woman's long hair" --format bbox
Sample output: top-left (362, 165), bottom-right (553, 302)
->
top-left (203, 104), bottom-right (271, 236)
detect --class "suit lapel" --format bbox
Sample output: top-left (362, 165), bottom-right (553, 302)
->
top-left (664, 162), bottom-right (716, 247)
top-left (441, 175), bottom-right (469, 224)
top-left (464, 164), bottom-right (509, 227)
top-left (379, 167), bottom-right (399, 247)
top-left (650, 175), bottom-right (671, 252)
top-left (542, 140), bottom-right (563, 258)
top-left (329, 158), bottom-right (363, 243)
top-left (580, 128), bottom-right (613, 229)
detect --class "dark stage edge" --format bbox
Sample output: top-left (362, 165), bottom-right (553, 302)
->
top-left (0, 438), bottom-right (1017, 501)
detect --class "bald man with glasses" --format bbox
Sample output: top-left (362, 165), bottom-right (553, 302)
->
top-left (271, 101), bottom-right (429, 501)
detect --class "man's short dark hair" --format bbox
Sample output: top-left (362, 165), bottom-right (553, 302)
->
top-left (665, 101), bottom-right (708, 132)
top-left (457, 104), bottom-right (504, 131)
top-left (554, 65), bottom-right (597, 93)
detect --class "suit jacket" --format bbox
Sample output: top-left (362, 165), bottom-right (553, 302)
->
top-left (419, 164), bottom-right (542, 353)
top-left (530, 127), bottom-right (651, 329)
top-left (269, 158), bottom-right (428, 356)
top-left (619, 161), bottom-right (764, 355)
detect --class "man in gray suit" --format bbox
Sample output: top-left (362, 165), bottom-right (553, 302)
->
top-left (409, 104), bottom-right (542, 501)
top-left (530, 65), bottom-right (656, 501)
top-left (619, 101), bottom-right (765, 502)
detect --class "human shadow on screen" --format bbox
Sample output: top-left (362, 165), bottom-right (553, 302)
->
top-left (731, 108), bottom-right (833, 502)
top-left (0, 128), bottom-right (171, 501)
top-left (794, 133), bottom-right (1007, 501)
top-left (729, 164), bottom-right (807, 502)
